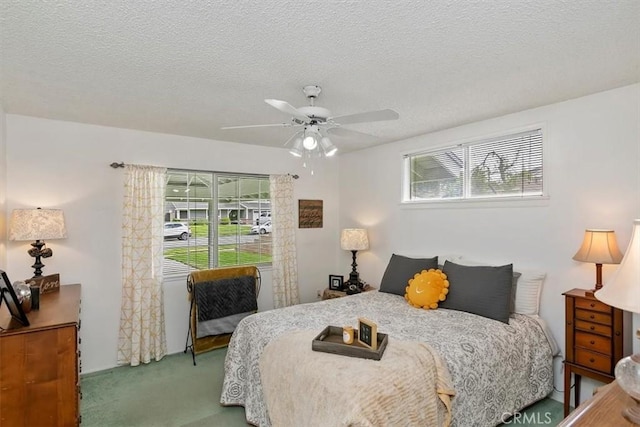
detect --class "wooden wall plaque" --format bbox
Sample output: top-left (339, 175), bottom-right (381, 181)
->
top-left (298, 199), bottom-right (323, 228)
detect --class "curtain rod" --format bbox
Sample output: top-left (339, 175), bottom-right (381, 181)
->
top-left (109, 162), bottom-right (299, 179)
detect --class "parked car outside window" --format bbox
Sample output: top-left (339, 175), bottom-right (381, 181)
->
top-left (256, 212), bottom-right (271, 225)
top-left (250, 221), bottom-right (272, 235)
top-left (164, 222), bottom-right (192, 240)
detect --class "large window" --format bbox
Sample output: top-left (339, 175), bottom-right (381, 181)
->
top-left (163, 170), bottom-right (271, 277)
top-left (403, 128), bottom-right (544, 202)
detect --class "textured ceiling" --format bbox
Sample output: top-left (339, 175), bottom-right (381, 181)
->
top-left (1, 1), bottom-right (639, 153)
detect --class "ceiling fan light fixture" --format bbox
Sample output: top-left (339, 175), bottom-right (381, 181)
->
top-left (302, 135), bottom-right (317, 150)
top-left (320, 136), bottom-right (337, 157)
top-left (303, 125), bottom-right (320, 150)
top-left (289, 137), bottom-right (303, 157)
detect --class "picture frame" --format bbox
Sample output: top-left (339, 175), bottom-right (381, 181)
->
top-left (357, 317), bottom-right (377, 350)
top-left (329, 274), bottom-right (344, 290)
top-left (0, 270), bottom-right (30, 327)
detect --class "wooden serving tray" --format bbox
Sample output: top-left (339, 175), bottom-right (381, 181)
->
top-left (312, 325), bottom-right (388, 360)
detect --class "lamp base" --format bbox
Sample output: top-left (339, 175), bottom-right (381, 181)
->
top-left (622, 400), bottom-right (640, 425)
top-left (26, 239), bottom-right (53, 278)
top-left (343, 279), bottom-right (366, 294)
top-left (616, 352), bottom-right (640, 425)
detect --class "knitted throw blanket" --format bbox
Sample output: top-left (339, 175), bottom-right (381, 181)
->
top-left (259, 330), bottom-right (455, 427)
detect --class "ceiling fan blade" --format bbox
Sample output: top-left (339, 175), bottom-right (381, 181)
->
top-left (327, 127), bottom-right (379, 140)
top-left (265, 99), bottom-right (311, 122)
top-left (221, 123), bottom-right (293, 130)
top-left (331, 109), bottom-right (399, 125)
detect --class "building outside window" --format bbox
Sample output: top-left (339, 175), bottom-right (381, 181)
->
top-left (163, 170), bottom-right (271, 277)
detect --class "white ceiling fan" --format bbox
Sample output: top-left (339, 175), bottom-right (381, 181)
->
top-left (221, 85), bottom-right (399, 158)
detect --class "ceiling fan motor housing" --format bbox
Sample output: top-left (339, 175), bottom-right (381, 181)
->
top-left (297, 106), bottom-right (331, 122)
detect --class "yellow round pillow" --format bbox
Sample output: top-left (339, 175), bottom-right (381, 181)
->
top-left (404, 269), bottom-right (449, 309)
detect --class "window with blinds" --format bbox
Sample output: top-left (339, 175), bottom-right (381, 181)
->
top-left (163, 170), bottom-right (271, 277)
top-left (403, 128), bottom-right (544, 202)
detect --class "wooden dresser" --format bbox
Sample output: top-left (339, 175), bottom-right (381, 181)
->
top-left (0, 284), bottom-right (81, 426)
top-left (562, 288), bottom-right (627, 417)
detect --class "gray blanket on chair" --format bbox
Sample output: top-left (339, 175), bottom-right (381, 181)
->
top-left (194, 275), bottom-right (257, 338)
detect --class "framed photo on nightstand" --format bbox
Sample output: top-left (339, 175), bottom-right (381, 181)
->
top-left (329, 275), bottom-right (343, 290)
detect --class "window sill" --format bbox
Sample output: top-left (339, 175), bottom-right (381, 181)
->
top-left (162, 264), bottom-right (273, 282)
top-left (400, 195), bottom-right (550, 209)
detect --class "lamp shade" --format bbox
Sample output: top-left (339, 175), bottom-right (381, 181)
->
top-left (595, 219), bottom-right (640, 314)
top-left (9, 208), bottom-right (67, 241)
top-left (572, 229), bottom-right (623, 264)
top-left (340, 228), bottom-right (369, 251)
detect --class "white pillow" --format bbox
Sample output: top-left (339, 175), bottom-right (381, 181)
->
top-left (455, 257), bottom-right (546, 316)
top-left (513, 270), bottom-right (546, 315)
top-left (439, 254), bottom-right (463, 265)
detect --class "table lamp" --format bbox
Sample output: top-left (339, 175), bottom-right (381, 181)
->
top-left (9, 208), bottom-right (67, 278)
top-left (340, 228), bottom-right (369, 292)
top-left (595, 219), bottom-right (640, 424)
top-left (572, 229), bottom-right (623, 295)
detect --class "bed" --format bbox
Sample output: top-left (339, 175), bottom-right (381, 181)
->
top-left (220, 288), bottom-right (554, 426)
top-left (220, 254), bottom-right (558, 426)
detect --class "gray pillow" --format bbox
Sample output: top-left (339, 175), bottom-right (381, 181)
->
top-left (440, 260), bottom-right (513, 323)
top-left (379, 254), bottom-right (438, 296)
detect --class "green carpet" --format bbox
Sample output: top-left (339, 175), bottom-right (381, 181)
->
top-left (81, 348), bottom-right (564, 426)
top-left (81, 349), bottom-right (245, 427)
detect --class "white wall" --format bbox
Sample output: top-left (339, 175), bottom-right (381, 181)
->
top-left (4, 115), bottom-right (341, 373)
top-left (339, 84), bottom-right (640, 403)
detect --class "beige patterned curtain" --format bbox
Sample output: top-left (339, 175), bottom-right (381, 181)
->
top-left (270, 175), bottom-right (299, 308)
top-left (118, 164), bottom-right (167, 366)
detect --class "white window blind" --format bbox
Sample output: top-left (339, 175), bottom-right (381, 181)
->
top-left (403, 128), bottom-right (543, 202)
top-left (163, 170), bottom-right (271, 277)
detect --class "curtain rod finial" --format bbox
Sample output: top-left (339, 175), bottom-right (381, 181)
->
top-left (110, 162), bottom-right (125, 168)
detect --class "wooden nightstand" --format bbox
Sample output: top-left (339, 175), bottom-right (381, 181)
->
top-left (562, 288), bottom-right (628, 417)
top-left (322, 284), bottom-right (375, 300)
top-left (558, 381), bottom-right (636, 426)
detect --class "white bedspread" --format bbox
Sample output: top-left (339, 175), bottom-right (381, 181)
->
top-left (221, 291), bottom-right (553, 427)
top-left (259, 330), bottom-right (455, 427)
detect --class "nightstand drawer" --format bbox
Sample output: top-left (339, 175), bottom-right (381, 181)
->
top-left (575, 298), bottom-right (611, 314)
top-left (575, 319), bottom-right (611, 336)
top-left (575, 331), bottom-right (611, 355)
top-left (575, 309), bottom-right (612, 325)
top-left (575, 348), bottom-right (612, 374)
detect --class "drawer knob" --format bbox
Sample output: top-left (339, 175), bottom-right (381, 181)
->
top-left (589, 358), bottom-right (595, 363)
top-left (590, 315), bottom-right (595, 319)
top-left (590, 303), bottom-right (595, 308)
top-left (590, 326), bottom-right (595, 330)
top-left (590, 340), bottom-right (595, 345)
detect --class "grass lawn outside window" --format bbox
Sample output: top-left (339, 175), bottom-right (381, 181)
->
top-left (164, 224), bottom-right (272, 269)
